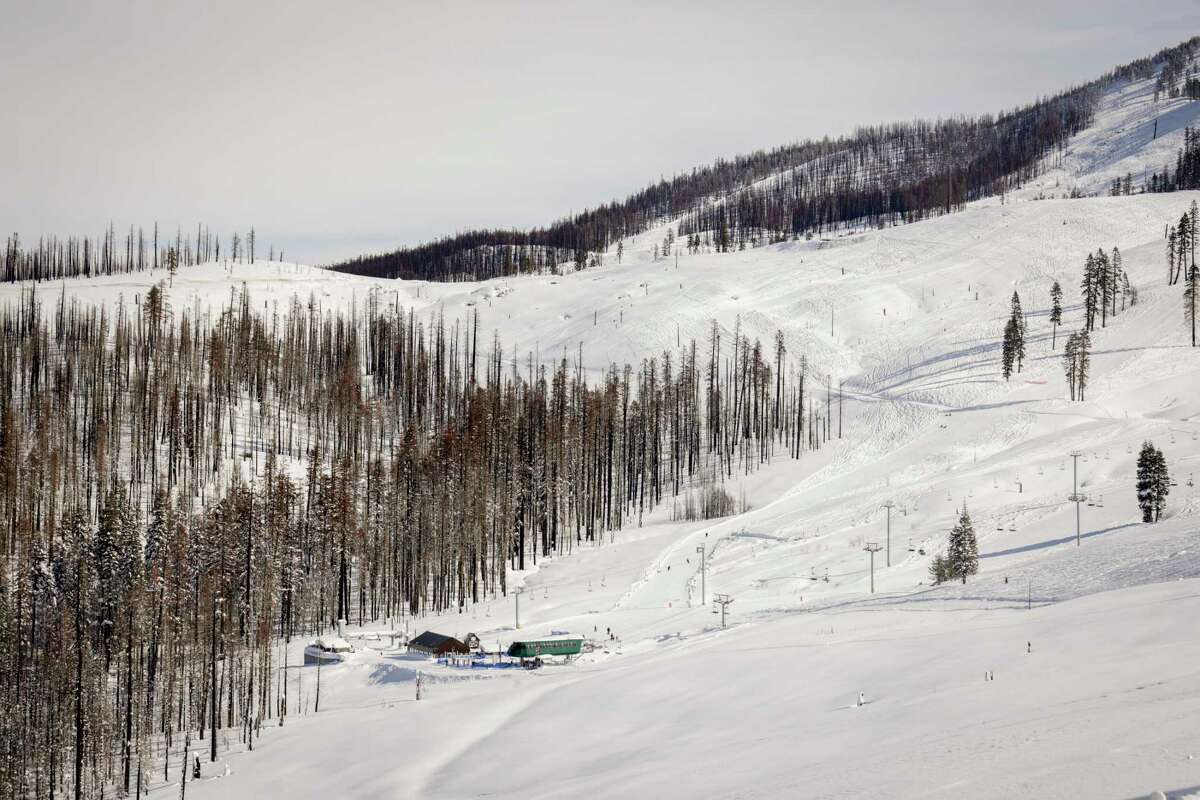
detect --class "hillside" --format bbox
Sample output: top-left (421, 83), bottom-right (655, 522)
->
top-left (119, 187), bottom-right (1200, 799)
top-left (5, 37), bottom-right (1200, 800)
top-left (324, 37), bottom-right (1199, 282)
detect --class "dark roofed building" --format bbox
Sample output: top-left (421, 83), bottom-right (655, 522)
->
top-left (408, 631), bottom-right (469, 656)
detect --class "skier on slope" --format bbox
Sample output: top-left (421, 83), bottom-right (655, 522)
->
top-left (857, 691), bottom-right (865, 707)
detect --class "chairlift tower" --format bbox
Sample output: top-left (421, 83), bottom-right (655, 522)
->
top-left (1068, 451), bottom-right (1087, 546)
top-left (696, 545), bottom-right (707, 605)
top-left (713, 593), bottom-right (734, 629)
top-left (881, 501), bottom-right (895, 566)
top-left (863, 542), bottom-right (883, 594)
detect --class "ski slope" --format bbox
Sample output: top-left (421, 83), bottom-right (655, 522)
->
top-left (10, 69), bottom-right (1200, 799)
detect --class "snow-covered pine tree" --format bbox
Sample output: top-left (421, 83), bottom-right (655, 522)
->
top-left (1049, 280), bottom-right (1063, 348)
top-left (946, 504), bottom-right (979, 584)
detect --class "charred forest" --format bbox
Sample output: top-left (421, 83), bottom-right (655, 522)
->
top-left (2, 225), bottom-right (273, 285)
top-left (0, 282), bottom-right (832, 798)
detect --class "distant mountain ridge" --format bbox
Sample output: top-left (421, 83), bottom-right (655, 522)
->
top-left (328, 36), bottom-right (1200, 282)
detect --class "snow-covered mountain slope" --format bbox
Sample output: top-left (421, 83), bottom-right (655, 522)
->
top-left (12, 71), bottom-right (1200, 800)
top-left (1018, 68), bottom-right (1200, 199)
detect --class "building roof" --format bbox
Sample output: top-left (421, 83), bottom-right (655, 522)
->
top-left (409, 631), bottom-right (468, 652)
top-left (311, 635), bottom-right (354, 653)
top-left (510, 633), bottom-right (584, 644)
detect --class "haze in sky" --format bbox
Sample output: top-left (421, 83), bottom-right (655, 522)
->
top-left (1, 0), bottom-right (1196, 264)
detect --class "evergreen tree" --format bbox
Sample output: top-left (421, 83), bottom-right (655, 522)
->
top-left (1174, 212), bottom-right (1192, 285)
top-left (1095, 249), bottom-right (1110, 328)
top-left (1110, 247), bottom-right (1123, 318)
top-left (1136, 441), bottom-right (1170, 522)
top-left (928, 554), bottom-right (951, 585)
top-left (1081, 253), bottom-right (1099, 331)
top-left (946, 504), bottom-right (979, 584)
top-left (1001, 316), bottom-right (1019, 380)
top-left (1063, 331), bottom-right (1079, 401)
top-left (1191, 200), bottom-right (1199, 272)
top-left (1010, 291), bottom-right (1026, 371)
top-left (1076, 328), bottom-right (1091, 401)
top-left (1185, 261), bottom-right (1199, 347)
top-left (1049, 280), bottom-right (1063, 348)
top-left (1167, 225), bottom-right (1178, 284)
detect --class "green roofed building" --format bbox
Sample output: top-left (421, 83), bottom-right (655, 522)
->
top-left (506, 635), bottom-right (585, 659)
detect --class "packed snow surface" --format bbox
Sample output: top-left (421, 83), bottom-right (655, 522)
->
top-left (9, 70), bottom-right (1200, 799)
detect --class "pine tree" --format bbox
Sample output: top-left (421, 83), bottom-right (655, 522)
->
top-left (1076, 328), bottom-right (1091, 401)
top-left (1001, 316), bottom-right (1019, 380)
top-left (929, 554), bottom-right (951, 585)
top-left (1167, 225), bottom-right (1178, 284)
top-left (1110, 247), bottom-right (1123, 318)
top-left (166, 246), bottom-right (179, 286)
top-left (1191, 200), bottom-right (1199, 272)
top-left (1136, 441), bottom-right (1170, 522)
top-left (1011, 291), bottom-right (1026, 371)
top-left (946, 504), bottom-right (979, 584)
top-left (1174, 212), bottom-right (1192, 285)
top-left (1152, 445), bottom-right (1170, 520)
top-left (1049, 280), bottom-right (1063, 348)
top-left (1185, 261), bottom-right (1198, 347)
top-left (1081, 254), bottom-right (1098, 331)
top-left (1095, 249), bottom-right (1110, 328)
top-left (1063, 331), bottom-right (1079, 401)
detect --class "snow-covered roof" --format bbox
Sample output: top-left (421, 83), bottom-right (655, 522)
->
top-left (312, 636), bottom-right (354, 653)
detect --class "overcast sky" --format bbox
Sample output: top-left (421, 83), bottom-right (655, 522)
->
top-left (1, 1), bottom-right (1196, 264)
